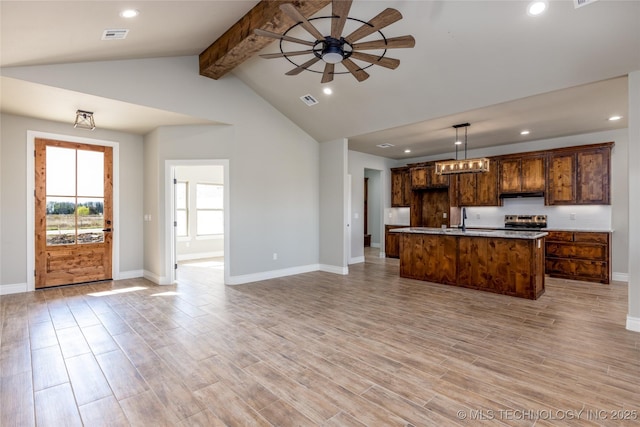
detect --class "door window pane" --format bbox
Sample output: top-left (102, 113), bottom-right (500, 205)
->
top-left (46, 197), bottom-right (76, 245)
top-left (46, 146), bottom-right (76, 196)
top-left (77, 198), bottom-right (104, 244)
top-left (77, 150), bottom-right (104, 197)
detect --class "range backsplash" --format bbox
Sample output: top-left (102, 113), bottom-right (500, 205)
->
top-left (462, 197), bottom-right (612, 230)
top-left (385, 198), bottom-right (612, 230)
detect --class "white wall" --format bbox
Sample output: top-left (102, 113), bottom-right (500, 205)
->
top-left (627, 70), bottom-right (640, 331)
top-left (319, 139), bottom-right (348, 273)
top-left (395, 128), bottom-right (629, 277)
top-left (4, 56), bottom-right (321, 287)
top-left (0, 113), bottom-right (144, 292)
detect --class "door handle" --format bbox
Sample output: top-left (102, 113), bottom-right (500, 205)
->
top-left (102, 228), bottom-right (112, 232)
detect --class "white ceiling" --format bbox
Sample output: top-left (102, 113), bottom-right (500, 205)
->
top-left (1, 1), bottom-right (638, 158)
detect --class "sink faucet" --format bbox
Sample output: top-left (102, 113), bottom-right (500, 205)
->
top-left (461, 207), bottom-right (467, 232)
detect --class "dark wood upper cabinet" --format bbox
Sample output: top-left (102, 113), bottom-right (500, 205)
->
top-left (409, 162), bottom-right (449, 189)
top-left (391, 167), bottom-right (411, 207)
top-left (457, 173), bottom-right (476, 206)
top-left (429, 165), bottom-right (450, 188)
top-left (576, 148), bottom-right (610, 204)
top-left (410, 166), bottom-right (428, 189)
top-left (546, 142), bottom-right (612, 205)
top-left (456, 160), bottom-right (500, 206)
top-left (546, 152), bottom-right (576, 204)
top-left (499, 155), bottom-right (545, 195)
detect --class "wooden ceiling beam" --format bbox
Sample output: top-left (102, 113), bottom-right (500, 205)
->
top-left (199, 0), bottom-right (331, 80)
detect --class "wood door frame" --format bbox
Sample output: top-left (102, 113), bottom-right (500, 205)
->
top-left (26, 131), bottom-right (120, 292)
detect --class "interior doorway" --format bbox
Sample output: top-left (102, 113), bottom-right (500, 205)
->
top-left (167, 160), bottom-right (229, 285)
top-left (364, 168), bottom-right (383, 257)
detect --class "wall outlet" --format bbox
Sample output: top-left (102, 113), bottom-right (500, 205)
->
top-left (273, 253), bottom-right (278, 260)
top-left (442, 212), bottom-right (448, 218)
top-left (570, 213), bottom-right (576, 220)
top-left (476, 213), bottom-right (481, 219)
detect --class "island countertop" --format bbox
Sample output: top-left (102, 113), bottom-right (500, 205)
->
top-left (389, 227), bottom-right (548, 240)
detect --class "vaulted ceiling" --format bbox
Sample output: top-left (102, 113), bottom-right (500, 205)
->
top-left (1, 1), bottom-right (638, 159)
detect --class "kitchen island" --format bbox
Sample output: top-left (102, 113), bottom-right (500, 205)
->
top-left (391, 228), bottom-right (547, 299)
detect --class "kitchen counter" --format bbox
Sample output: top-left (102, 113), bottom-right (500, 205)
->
top-left (393, 228), bottom-right (546, 299)
top-left (390, 227), bottom-right (547, 240)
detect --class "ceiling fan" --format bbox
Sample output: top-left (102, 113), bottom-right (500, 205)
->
top-left (254, 0), bottom-right (415, 83)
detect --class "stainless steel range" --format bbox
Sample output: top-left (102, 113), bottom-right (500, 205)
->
top-left (504, 214), bottom-right (547, 230)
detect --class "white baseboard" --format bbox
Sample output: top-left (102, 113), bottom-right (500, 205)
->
top-left (319, 264), bottom-right (349, 275)
top-left (0, 283), bottom-right (28, 295)
top-left (118, 270), bottom-right (144, 280)
top-left (626, 315), bottom-right (640, 333)
top-left (349, 256), bottom-right (365, 265)
top-left (176, 251), bottom-right (224, 262)
top-left (227, 264), bottom-right (320, 285)
top-left (612, 272), bottom-right (629, 282)
top-left (143, 270), bottom-right (173, 285)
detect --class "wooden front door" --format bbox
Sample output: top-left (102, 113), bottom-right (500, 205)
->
top-left (35, 138), bottom-right (113, 288)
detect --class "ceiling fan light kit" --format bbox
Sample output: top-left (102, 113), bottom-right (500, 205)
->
top-left (254, 0), bottom-right (415, 83)
top-left (435, 123), bottom-right (490, 175)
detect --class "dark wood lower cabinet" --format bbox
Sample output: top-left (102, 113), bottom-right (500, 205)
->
top-left (384, 225), bottom-right (404, 258)
top-left (399, 232), bottom-right (545, 299)
top-left (399, 234), bottom-right (457, 285)
top-left (545, 230), bottom-right (611, 283)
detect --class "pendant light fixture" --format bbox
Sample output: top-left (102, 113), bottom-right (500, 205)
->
top-left (435, 123), bottom-right (490, 175)
top-left (74, 110), bottom-right (95, 130)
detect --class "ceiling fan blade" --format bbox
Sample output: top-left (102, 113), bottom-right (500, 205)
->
top-left (342, 58), bottom-right (369, 82)
top-left (280, 3), bottom-right (325, 41)
top-left (254, 29), bottom-right (315, 46)
top-left (331, 0), bottom-right (353, 39)
top-left (285, 56), bottom-right (322, 76)
top-left (352, 35), bottom-right (416, 50)
top-left (321, 63), bottom-right (334, 83)
top-left (349, 52), bottom-right (399, 69)
top-left (260, 50), bottom-right (315, 59)
top-left (344, 8), bottom-right (402, 43)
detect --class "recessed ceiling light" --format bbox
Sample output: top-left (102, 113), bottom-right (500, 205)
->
top-left (608, 115), bottom-right (622, 121)
top-left (454, 140), bottom-right (463, 146)
top-left (527, 0), bottom-right (548, 16)
top-left (520, 130), bottom-right (530, 135)
top-left (404, 149), bottom-right (411, 153)
top-left (120, 9), bottom-right (139, 18)
top-left (323, 87), bottom-right (333, 95)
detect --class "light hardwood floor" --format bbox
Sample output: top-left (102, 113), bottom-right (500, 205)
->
top-left (1, 250), bottom-right (639, 426)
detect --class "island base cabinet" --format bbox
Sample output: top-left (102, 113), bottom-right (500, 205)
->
top-left (459, 238), bottom-right (544, 299)
top-left (399, 232), bottom-right (545, 299)
top-left (400, 234), bottom-right (457, 285)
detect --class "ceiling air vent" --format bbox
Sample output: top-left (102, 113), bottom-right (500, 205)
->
top-left (300, 94), bottom-right (319, 106)
top-left (102, 29), bottom-right (129, 40)
top-left (377, 143), bottom-right (395, 148)
top-left (574, 0), bottom-right (598, 8)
